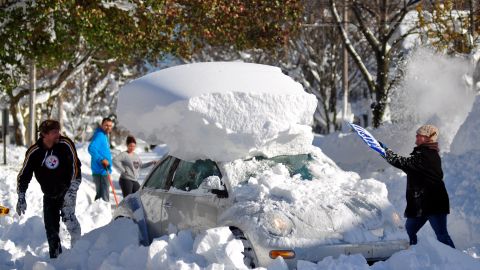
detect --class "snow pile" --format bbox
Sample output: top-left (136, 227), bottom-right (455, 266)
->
top-left (220, 147), bottom-right (405, 250)
top-left (117, 62), bottom-right (317, 162)
top-left (370, 237), bottom-right (479, 270)
top-left (441, 95), bottom-right (480, 250)
top-left (449, 94), bottom-right (480, 155)
top-left (15, 219), bottom-right (249, 270)
top-left (298, 237), bottom-right (479, 270)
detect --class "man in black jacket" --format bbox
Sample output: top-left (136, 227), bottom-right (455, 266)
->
top-left (16, 119), bottom-right (82, 258)
top-left (380, 124), bottom-right (455, 248)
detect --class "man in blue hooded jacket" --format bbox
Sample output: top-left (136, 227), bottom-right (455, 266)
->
top-left (88, 118), bottom-right (113, 201)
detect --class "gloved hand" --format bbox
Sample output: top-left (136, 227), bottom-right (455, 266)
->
top-left (62, 178), bottom-right (81, 220)
top-left (16, 192), bottom-right (27, 216)
top-left (378, 141), bottom-right (387, 150)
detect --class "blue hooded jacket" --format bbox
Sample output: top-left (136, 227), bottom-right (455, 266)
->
top-left (88, 127), bottom-right (112, 175)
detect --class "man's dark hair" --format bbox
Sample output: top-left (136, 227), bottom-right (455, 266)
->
top-left (126, 135), bottom-right (136, 145)
top-left (101, 118), bottom-right (113, 125)
top-left (39, 120), bottom-right (60, 137)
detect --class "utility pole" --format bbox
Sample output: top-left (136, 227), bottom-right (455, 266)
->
top-left (2, 108), bottom-right (8, 165)
top-left (342, 0), bottom-right (349, 127)
top-left (29, 60), bottom-right (36, 146)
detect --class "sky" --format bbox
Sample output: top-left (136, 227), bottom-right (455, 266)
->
top-left (0, 57), bottom-right (480, 270)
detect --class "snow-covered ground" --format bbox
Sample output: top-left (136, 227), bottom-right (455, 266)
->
top-left (1, 59), bottom-right (480, 269)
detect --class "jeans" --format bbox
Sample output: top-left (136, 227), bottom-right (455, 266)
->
top-left (43, 196), bottom-right (63, 258)
top-left (93, 174), bottom-right (109, 201)
top-left (405, 214), bottom-right (455, 248)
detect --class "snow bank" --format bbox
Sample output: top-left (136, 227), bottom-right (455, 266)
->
top-left (293, 237), bottom-right (478, 270)
top-left (370, 237), bottom-right (479, 270)
top-left (117, 62), bottom-right (317, 161)
top-left (450, 94), bottom-right (480, 155)
top-left (20, 220), bottom-right (250, 270)
top-left (441, 96), bottom-right (480, 249)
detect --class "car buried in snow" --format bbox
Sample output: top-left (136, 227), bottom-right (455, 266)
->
top-left (113, 62), bottom-right (409, 268)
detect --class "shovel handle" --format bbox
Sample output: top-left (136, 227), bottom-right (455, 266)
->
top-left (104, 164), bottom-right (119, 207)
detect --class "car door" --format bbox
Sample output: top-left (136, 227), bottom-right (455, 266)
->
top-left (160, 159), bottom-right (225, 235)
top-left (140, 156), bottom-right (179, 240)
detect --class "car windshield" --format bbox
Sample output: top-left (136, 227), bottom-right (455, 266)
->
top-left (143, 156), bottom-right (222, 191)
top-left (246, 154), bottom-right (313, 180)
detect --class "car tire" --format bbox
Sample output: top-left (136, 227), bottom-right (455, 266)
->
top-left (230, 226), bottom-right (258, 268)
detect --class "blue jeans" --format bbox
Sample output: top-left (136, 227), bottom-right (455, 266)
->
top-left (93, 174), bottom-right (109, 202)
top-left (405, 214), bottom-right (455, 248)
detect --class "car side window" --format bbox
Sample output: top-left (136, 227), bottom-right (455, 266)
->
top-left (143, 156), bottom-right (177, 189)
top-left (171, 159), bottom-right (222, 191)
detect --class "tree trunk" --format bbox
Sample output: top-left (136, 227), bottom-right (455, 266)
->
top-left (9, 102), bottom-right (25, 146)
top-left (372, 49), bottom-right (390, 127)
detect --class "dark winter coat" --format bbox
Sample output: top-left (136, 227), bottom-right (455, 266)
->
top-left (17, 136), bottom-right (82, 198)
top-left (385, 143), bottom-right (450, 218)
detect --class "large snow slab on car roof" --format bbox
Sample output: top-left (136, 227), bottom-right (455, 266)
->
top-left (117, 62), bottom-right (317, 161)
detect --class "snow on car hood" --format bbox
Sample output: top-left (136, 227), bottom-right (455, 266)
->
top-left (117, 62), bottom-right (317, 162)
top-left (219, 146), bottom-right (406, 247)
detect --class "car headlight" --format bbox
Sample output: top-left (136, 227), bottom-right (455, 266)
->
top-left (263, 212), bottom-right (293, 237)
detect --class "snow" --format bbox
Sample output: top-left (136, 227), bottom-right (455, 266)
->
top-left (219, 148), bottom-right (406, 249)
top-left (449, 94), bottom-right (480, 155)
top-left (1, 59), bottom-right (480, 269)
top-left (116, 62), bottom-right (317, 162)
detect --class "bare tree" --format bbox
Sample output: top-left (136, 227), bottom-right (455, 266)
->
top-left (330, 0), bottom-right (421, 127)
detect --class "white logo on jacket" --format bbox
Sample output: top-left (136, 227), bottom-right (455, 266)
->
top-left (45, 155), bottom-right (60, 169)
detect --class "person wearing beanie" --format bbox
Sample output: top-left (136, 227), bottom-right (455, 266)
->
top-left (379, 124), bottom-right (455, 248)
top-left (113, 135), bottom-right (157, 198)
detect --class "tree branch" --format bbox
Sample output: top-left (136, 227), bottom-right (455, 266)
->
top-left (351, 1), bottom-right (381, 53)
top-left (330, 0), bottom-right (376, 95)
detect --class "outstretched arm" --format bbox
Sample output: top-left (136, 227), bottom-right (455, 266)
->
top-left (384, 148), bottom-right (425, 173)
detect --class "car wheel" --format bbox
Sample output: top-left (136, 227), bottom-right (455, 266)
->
top-left (230, 226), bottom-right (258, 268)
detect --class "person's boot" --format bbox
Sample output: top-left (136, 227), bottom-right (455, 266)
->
top-left (49, 241), bottom-right (62, 258)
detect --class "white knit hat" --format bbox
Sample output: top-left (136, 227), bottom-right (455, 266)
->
top-left (416, 124), bottom-right (439, 142)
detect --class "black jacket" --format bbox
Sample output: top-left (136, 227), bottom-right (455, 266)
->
top-left (17, 136), bottom-right (82, 198)
top-left (385, 143), bottom-right (450, 218)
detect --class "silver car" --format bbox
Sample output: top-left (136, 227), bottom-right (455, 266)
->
top-left (113, 149), bottom-right (408, 268)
